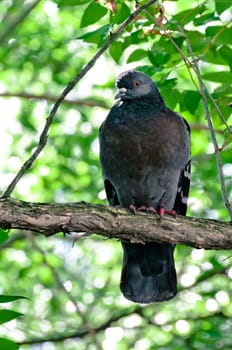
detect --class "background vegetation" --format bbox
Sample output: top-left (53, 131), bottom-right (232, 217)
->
top-left (0, 0), bottom-right (232, 349)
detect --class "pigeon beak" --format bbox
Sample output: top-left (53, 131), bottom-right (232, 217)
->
top-left (115, 88), bottom-right (127, 100)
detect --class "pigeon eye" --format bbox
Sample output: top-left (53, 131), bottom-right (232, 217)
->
top-left (134, 80), bottom-right (141, 88)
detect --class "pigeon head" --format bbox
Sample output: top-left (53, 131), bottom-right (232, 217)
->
top-left (115, 70), bottom-right (159, 101)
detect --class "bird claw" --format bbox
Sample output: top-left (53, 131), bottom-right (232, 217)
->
top-left (137, 205), bottom-right (147, 212)
top-left (158, 208), bottom-right (176, 217)
top-left (146, 207), bottom-right (158, 214)
top-left (129, 204), bottom-right (137, 213)
top-left (129, 204), bottom-right (176, 217)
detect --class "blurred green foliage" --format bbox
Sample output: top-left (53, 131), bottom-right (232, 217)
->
top-left (0, 0), bottom-right (232, 349)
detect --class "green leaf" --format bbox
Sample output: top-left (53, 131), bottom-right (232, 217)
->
top-left (215, 0), bottom-right (231, 14)
top-left (109, 41), bottom-right (123, 63)
top-left (202, 71), bottom-right (232, 83)
top-left (77, 24), bottom-right (110, 45)
top-left (171, 4), bottom-right (206, 25)
top-left (127, 49), bottom-right (147, 63)
top-left (203, 46), bottom-right (230, 66)
top-left (0, 295), bottom-right (28, 303)
top-left (187, 30), bottom-right (208, 51)
top-left (184, 90), bottom-right (201, 114)
top-left (218, 45), bottom-right (232, 70)
top-left (205, 26), bottom-right (231, 45)
top-left (193, 12), bottom-right (219, 26)
top-left (148, 48), bottom-right (171, 66)
top-left (0, 228), bottom-right (9, 243)
top-left (221, 131), bottom-right (232, 149)
top-left (111, 3), bottom-right (130, 24)
top-left (0, 338), bottom-right (19, 350)
top-left (80, 2), bottom-right (108, 27)
top-left (0, 310), bottom-right (23, 324)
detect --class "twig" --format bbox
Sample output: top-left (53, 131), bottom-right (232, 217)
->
top-left (177, 25), bottom-right (232, 219)
top-left (202, 22), bottom-right (232, 56)
top-left (0, 0), bottom-right (41, 45)
top-left (25, 231), bottom-right (103, 350)
top-left (0, 232), bottom-right (28, 250)
top-left (2, 0), bottom-right (158, 198)
top-left (158, 24), bottom-right (199, 92)
top-left (206, 93), bottom-right (232, 132)
top-left (190, 123), bottom-right (224, 134)
top-left (0, 92), bottom-right (109, 109)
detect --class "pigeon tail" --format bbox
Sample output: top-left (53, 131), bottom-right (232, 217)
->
top-left (120, 242), bottom-right (177, 303)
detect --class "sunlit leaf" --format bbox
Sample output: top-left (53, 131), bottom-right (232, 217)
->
top-left (110, 2), bottom-right (130, 24)
top-left (109, 41), bottom-right (123, 63)
top-left (77, 24), bottom-right (111, 45)
top-left (0, 310), bottom-right (23, 324)
top-left (202, 71), bottom-right (232, 83)
top-left (127, 49), bottom-right (147, 63)
top-left (205, 26), bottom-right (231, 45)
top-left (215, 0), bottom-right (231, 14)
top-left (80, 2), bottom-right (108, 27)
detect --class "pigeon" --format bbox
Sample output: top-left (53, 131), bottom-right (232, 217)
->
top-left (99, 70), bottom-right (191, 303)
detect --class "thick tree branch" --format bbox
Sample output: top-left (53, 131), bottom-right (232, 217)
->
top-left (0, 198), bottom-right (232, 250)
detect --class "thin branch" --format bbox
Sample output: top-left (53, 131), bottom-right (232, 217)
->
top-left (0, 232), bottom-right (28, 250)
top-left (0, 92), bottom-right (109, 109)
top-left (2, 0), bottom-right (158, 198)
top-left (206, 92), bottom-right (232, 132)
top-left (1, 91), bottom-right (224, 133)
top-left (1, 198), bottom-right (232, 249)
top-left (190, 123), bottom-right (224, 135)
top-left (18, 265), bottom-right (227, 346)
top-left (202, 21), bottom-right (232, 56)
top-left (25, 231), bottom-right (103, 350)
top-left (19, 310), bottom-right (227, 345)
top-left (159, 20), bottom-right (232, 132)
top-left (177, 25), bottom-right (232, 219)
top-left (0, 0), bottom-right (42, 45)
top-left (18, 306), bottom-right (142, 345)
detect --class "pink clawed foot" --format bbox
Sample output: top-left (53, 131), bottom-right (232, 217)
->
top-left (158, 208), bottom-right (176, 217)
top-left (129, 204), bottom-right (158, 214)
top-left (137, 205), bottom-right (147, 211)
top-left (146, 207), bottom-right (158, 214)
top-left (129, 204), bottom-right (176, 217)
top-left (129, 204), bottom-right (147, 213)
top-left (129, 204), bottom-right (137, 213)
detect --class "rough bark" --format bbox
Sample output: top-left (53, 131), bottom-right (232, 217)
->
top-left (0, 197), bottom-right (232, 249)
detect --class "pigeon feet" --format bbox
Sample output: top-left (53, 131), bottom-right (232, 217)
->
top-left (129, 204), bottom-right (176, 217)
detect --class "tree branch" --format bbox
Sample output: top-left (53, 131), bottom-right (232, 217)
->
top-left (0, 92), bottom-right (109, 109)
top-left (0, 198), bottom-right (232, 250)
top-left (2, 0), bottom-right (158, 198)
top-left (25, 231), bottom-right (102, 349)
top-left (177, 25), bottom-right (232, 219)
top-left (0, 0), bottom-right (42, 45)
